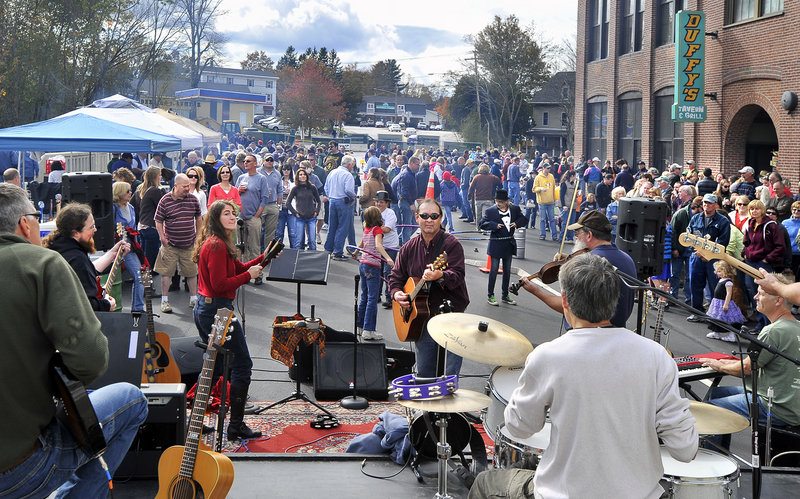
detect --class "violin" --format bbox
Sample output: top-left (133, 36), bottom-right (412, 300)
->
top-left (509, 248), bottom-right (589, 295)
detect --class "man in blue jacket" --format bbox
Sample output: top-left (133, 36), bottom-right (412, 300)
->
top-left (687, 194), bottom-right (731, 321)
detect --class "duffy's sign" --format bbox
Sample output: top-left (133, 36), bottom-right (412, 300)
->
top-left (672, 11), bottom-right (706, 122)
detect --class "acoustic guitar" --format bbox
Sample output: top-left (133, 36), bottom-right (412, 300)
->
top-left (140, 267), bottom-right (181, 384)
top-left (156, 308), bottom-right (235, 499)
top-left (677, 232), bottom-right (762, 279)
top-left (392, 252), bottom-right (448, 342)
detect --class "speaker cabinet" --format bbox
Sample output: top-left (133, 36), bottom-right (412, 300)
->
top-left (314, 342), bottom-right (388, 401)
top-left (115, 383), bottom-right (186, 480)
top-left (61, 172), bottom-right (114, 251)
top-left (616, 197), bottom-right (668, 278)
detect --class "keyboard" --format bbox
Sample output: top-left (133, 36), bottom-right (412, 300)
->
top-left (674, 353), bottom-right (738, 382)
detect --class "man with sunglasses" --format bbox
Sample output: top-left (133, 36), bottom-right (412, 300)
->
top-left (686, 194), bottom-right (731, 321)
top-left (389, 198), bottom-right (469, 377)
top-left (236, 154), bottom-right (270, 284)
top-left (256, 154), bottom-right (283, 253)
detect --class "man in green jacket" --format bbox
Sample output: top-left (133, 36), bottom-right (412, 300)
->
top-left (670, 191), bottom-right (702, 304)
top-left (0, 183), bottom-right (147, 498)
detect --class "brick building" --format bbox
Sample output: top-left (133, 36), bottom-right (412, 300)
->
top-left (575, 1), bottom-right (797, 182)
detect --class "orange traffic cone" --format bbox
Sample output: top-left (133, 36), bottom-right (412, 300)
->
top-left (479, 255), bottom-right (502, 274)
top-left (424, 168), bottom-right (436, 199)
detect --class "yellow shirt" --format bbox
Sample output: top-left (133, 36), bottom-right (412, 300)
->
top-left (533, 172), bottom-right (556, 205)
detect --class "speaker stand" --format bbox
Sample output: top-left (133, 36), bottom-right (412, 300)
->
top-left (635, 288), bottom-right (645, 336)
top-left (341, 274), bottom-right (368, 410)
top-left (253, 344), bottom-right (336, 419)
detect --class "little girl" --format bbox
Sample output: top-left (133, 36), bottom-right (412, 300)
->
top-left (579, 192), bottom-right (598, 214)
top-left (356, 207), bottom-right (394, 341)
top-left (706, 261), bottom-right (747, 342)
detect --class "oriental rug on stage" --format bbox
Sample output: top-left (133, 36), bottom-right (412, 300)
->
top-left (200, 401), bottom-right (494, 457)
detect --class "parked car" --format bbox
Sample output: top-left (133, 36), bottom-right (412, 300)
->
top-left (417, 122), bottom-right (428, 130)
top-left (430, 123), bottom-right (443, 131)
top-left (388, 123), bottom-right (402, 133)
top-left (259, 117), bottom-right (279, 126)
top-left (359, 119), bottom-right (375, 127)
top-left (266, 122), bottom-right (289, 132)
top-left (243, 127), bottom-right (260, 134)
top-left (404, 127), bottom-right (417, 137)
top-left (253, 114), bottom-right (268, 125)
top-left (375, 120), bottom-right (385, 128)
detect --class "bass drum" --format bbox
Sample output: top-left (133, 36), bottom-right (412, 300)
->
top-left (494, 422), bottom-right (551, 469)
top-left (660, 447), bottom-right (740, 498)
top-left (483, 366), bottom-right (524, 440)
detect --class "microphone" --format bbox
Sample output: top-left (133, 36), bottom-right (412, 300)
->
top-left (354, 274), bottom-right (360, 295)
top-left (237, 219), bottom-right (244, 227)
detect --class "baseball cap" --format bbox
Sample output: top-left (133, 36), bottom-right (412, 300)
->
top-left (567, 210), bottom-right (613, 233)
top-left (686, 160), bottom-right (695, 165)
top-left (739, 166), bottom-right (755, 174)
top-left (702, 193), bottom-right (719, 204)
top-left (591, 157), bottom-right (601, 162)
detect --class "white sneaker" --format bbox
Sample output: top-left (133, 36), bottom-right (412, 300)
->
top-left (189, 298), bottom-right (197, 309)
top-left (160, 301), bottom-right (173, 313)
top-left (321, 223), bottom-right (329, 231)
top-left (719, 332), bottom-right (736, 343)
top-left (706, 332), bottom-right (721, 340)
top-left (362, 330), bottom-right (383, 341)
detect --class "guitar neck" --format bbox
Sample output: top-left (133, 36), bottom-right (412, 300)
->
top-left (103, 247), bottom-right (125, 296)
top-left (722, 253), bottom-right (763, 279)
top-left (179, 345), bottom-right (219, 478)
top-left (408, 276), bottom-right (428, 302)
top-left (653, 301), bottom-right (665, 344)
top-left (144, 282), bottom-right (156, 345)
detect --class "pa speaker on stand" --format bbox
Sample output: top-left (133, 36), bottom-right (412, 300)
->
top-left (615, 197), bottom-right (668, 279)
top-left (61, 172), bottom-right (114, 251)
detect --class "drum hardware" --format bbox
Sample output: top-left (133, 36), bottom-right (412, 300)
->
top-left (494, 422), bottom-right (551, 470)
top-left (427, 313), bottom-right (533, 366)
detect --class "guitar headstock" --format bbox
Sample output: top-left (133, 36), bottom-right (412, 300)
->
top-left (432, 251), bottom-right (449, 272)
top-left (140, 267), bottom-right (152, 288)
top-left (209, 308), bottom-right (235, 349)
top-left (116, 222), bottom-right (128, 243)
top-left (678, 232), bottom-right (724, 260)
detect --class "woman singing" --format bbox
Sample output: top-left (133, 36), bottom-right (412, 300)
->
top-left (192, 200), bottom-right (266, 440)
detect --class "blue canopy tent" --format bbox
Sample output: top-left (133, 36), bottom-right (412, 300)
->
top-left (0, 113), bottom-right (182, 153)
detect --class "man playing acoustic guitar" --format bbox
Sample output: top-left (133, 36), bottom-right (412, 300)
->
top-left (389, 198), bottom-right (469, 377)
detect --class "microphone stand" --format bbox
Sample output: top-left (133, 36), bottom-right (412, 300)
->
top-left (236, 219), bottom-right (247, 334)
top-left (613, 267), bottom-right (800, 499)
top-left (341, 274), bottom-right (368, 409)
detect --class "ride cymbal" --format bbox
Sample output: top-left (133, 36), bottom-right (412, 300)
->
top-left (427, 313), bottom-right (533, 366)
top-left (689, 401), bottom-right (750, 435)
top-left (396, 389), bottom-right (491, 413)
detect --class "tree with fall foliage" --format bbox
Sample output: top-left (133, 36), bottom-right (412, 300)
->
top-left (280, 59), bottom-right (345, 134)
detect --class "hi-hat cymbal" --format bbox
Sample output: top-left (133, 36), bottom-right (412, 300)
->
top-left (427, 313), bottom-right (533, 366)
top-left (689, 401), bottom-right (750, 435)
top-left (396, 389), bottom-right (491, 413)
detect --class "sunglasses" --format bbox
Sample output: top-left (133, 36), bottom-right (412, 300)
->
top-left (418, 213), bottom-right (441, 220)
top-left (767, 212), bottom-right (777, 216)
top-left (265, 159), bottom-right (275, 162)
top-left (187, 174), bottom-right (198, 179)
top-left (220, 170), bottom-right (231, 175)
top-left (737, 203), bottom-right (747, 206)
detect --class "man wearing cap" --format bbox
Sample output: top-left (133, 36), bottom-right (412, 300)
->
top-left (686, 193), bottom-right (731, 321)
top-left (480, 189), bottom-right (527, 306)
top-left (202, 154), bottom-right (219, 189)
top-left (532, 163), bottom-right (558, 240)
top-left (257, 153), bottom-right (283, 248)
top-left (110, 152), bottom-right (134, 173)
top-left (236, 155), bottom-right (269, 284)
top-left (521, 210), bottom-right (636, 329)
top-left (685, 159), bottom-right (697, 176)
top-left (584, 157), bottom-right (603, 194)
top-left (667, 163), bottom-right (684, 189)
top-left (731, 166), bottom-right (760, 200)
top-left (374, 191), bottom-right (400, 308)
top-left (614, 162), bottom-right (635, 193)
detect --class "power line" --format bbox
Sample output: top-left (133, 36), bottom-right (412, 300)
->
top-left (341, 51), bottom-right (471, 67)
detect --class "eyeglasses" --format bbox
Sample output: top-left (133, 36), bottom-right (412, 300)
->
top-left (244, 159), bottom-right (255, 163)
top-left (418, 213), bottom-right (441, 220)
top-left (767, 211), bottom-right (777, 216)
top-left (21, 212), bottom-right (41, 222)
top-left (265, 159), bottom-right (275, 162)
top-left (187, 174), bottom-right (198, 179)
top-left (220, 170), bottom-right (231, 175)
top-left (736, 203), bottom-right (747, 206)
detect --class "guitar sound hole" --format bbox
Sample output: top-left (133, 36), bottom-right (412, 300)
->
top-left (170, 477), bottom-right (204, 499)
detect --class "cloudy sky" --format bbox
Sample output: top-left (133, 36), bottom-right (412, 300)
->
top-left (218, 0), bottom-right (578, 87)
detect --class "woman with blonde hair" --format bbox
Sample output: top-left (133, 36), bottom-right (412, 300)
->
top-left (186, 165), bottom-right (207, 218)
top-left (113, 181), bottom-right (144, 312)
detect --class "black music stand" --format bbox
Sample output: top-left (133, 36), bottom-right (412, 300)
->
top-left (255, 249), bottom-right (332, 417)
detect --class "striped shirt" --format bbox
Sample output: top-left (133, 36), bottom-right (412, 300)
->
top-left (155, 193), bottom-right (201, 249)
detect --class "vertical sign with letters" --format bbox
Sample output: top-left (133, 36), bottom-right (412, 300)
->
top-left (672, 10), bottom-right (706, 122)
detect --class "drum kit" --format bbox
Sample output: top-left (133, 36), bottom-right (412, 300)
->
top-left (391, 312), bottom-right (751, 499)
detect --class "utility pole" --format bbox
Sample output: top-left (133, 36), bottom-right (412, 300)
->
top-left (467, 50), bottom-right (481, 124)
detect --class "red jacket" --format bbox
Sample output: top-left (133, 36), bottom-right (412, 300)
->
top-left (743, 218), bottom-right (785, 266)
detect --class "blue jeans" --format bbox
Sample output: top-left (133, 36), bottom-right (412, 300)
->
top-left (291, 216), bottom-right (317, 250)
top-left (525, 204), bottom-right (538, 228)
top-left (539, 204), bottom-right (557, 238)
top-left (689, 254), bottom-right (718, 310)
top-left (194, 295), bottom-right (253, 388)
top-left (706, 385), bottom-right (789, 449)
top-left (0, 383), bottom-right (147, 498)
top-left (488, 253), bottom-right (513, 299)
top-left (122, 251), bottom-right (144, 312)
top-left (381, 249), bottom-right (398, 302)
top-left (670, 253), bottom-right (691, 303)
top-left (559, 208), bottom-right (578, 241)
top-left (399, 199), bottom-right (416, 245)
top-left (416, 327), bottom-right (463, 378)
top-left (357, 263), bottom-right (381, 332)
top-left (460, 188), bottom-right (473, 221)
top-left (324, 198), bottom-right (352, 256)
top-left (744, 260), bottom-right (772, 328)
top-left (275, 208), bottom-right (295, 244)
top-left (508, 183), bottom-right (521, 205)
top-left (442, 204), bottom-right (455, 231)
top-left (138, 226), bottom-right (160, 269)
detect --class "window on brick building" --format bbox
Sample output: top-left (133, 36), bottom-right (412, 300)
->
top-left (656, 0), bottom-right (684, 46)
top-left (654, 89), bottom-right (684, 169)
top-left (589, 0), bottom-right (609, 61)
top-left (562, 112), bottom-right (568, 127)
top-left (617, 94), bottom-right (642, 166)
top-left (586, 99), bottom-right (608, 161)
top-left (543, 112), bottom-right (549, 126)
top-left (728, 0), bottom-right (783, 22)
top-left (620, 0), bottom-right (645, 55)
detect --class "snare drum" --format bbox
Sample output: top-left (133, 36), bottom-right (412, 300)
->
top-left (484, 366), bottom-right (524, 440)
top-left (660, 447), bottom-right (740, 498)
top-left (494, 423), bottom-right (551, 469)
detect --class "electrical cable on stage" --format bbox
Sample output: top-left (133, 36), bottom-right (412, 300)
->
top-left (283, 431), bottom-right (362, 453)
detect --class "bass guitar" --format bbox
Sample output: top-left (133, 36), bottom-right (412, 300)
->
top-left (392, 252), bottom-right (448, 342)
top-left (156, 308), bottom-right (235, 499)
top-left (95, 223), bottom-right (126, 301)
top-left (678, 232), bottom-right (762, 279)
top-left (50, 354), bottom-right (107, 459)
top-left (140, 267), bottom-right (181, 384)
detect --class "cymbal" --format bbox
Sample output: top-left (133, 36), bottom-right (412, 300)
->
top-left (427, 313), bottom-right (533, 366)
top-left (396, 389), bottom-right (491, 413)
top-left (689, 401), bottom-right (750, 435)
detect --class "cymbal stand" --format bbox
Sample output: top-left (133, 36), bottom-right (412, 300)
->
top-left (435, 414), bottom-right (453, 499)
